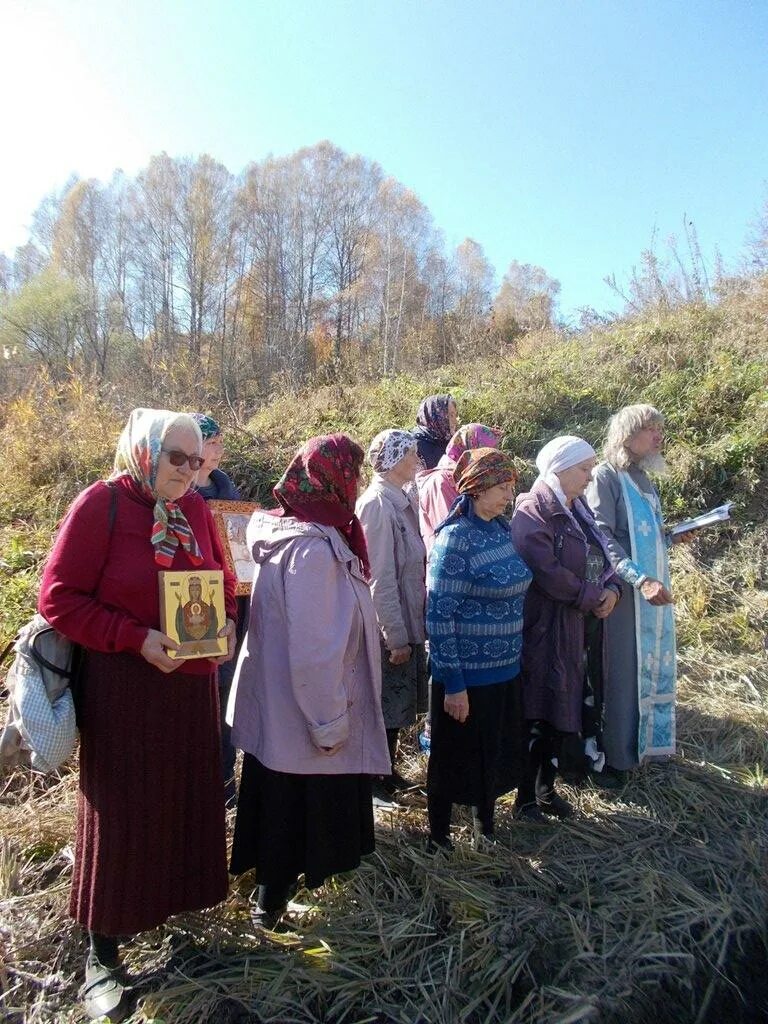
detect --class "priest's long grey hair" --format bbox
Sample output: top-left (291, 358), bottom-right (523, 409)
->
top-left (603, 403), bottom-right (666, 472)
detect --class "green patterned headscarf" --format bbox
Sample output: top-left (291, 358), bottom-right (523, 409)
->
top-left (192, 413), bottom-right (222, 440)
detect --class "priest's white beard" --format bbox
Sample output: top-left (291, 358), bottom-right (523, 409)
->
top-left (637, 451), bottom-right (669, 476)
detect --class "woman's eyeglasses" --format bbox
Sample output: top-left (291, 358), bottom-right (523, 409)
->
top-left (162, 449), bottom-right (205, 471)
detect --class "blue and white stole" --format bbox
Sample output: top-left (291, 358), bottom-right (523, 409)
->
top-left (617, 471), bottom-right (676, 760)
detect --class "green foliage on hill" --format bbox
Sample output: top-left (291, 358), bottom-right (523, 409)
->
top-left (1, 287), bottom-right (766, 651)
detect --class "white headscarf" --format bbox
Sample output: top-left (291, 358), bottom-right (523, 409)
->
top-left (368, 429), bottom-right (417, 473)
top-left (535, 435), bottom-right (596, 507)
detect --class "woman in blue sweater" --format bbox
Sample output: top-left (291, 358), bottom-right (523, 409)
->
top-left (426, 448), bottom-right (532, 850)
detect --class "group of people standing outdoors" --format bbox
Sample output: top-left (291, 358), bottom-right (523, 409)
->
top-left (37, 395), bottom-right (684, 1021)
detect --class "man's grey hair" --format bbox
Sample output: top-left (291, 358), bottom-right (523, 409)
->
top-left (603, 403), bottom-right (665, 470)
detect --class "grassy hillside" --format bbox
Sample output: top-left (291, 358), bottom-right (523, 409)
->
top-left (1, 284), bottom-right (767, 1023)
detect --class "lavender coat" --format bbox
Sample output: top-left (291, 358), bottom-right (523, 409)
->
top-left (226, 511), bottom-right (390, 776)
top-left (510, 482), bottom-right (621, 733)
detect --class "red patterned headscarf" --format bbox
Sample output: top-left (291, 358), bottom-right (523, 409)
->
top-left (273, 433), bottom-right (370, 578)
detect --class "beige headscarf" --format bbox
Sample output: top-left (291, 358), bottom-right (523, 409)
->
top-left (113, 408), bottom-right (204, 567)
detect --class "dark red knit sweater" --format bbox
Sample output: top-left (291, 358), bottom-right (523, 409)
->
top-left (38, 475), bottom-right (237, 673)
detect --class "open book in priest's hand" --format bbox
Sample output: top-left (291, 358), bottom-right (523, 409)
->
top-left (668, 502), bottom-right (733, 538)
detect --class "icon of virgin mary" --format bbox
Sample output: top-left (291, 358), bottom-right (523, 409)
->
top-left (176, 576), bottom-right (219, 642)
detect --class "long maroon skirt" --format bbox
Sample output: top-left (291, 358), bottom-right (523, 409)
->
top-left (70, 651), bottom-right (228, 936)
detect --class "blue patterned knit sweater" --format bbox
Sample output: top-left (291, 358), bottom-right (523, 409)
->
top-left (427, 506), bottom-right (532, 694)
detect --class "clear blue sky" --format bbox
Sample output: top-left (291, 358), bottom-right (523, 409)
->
top-left (2, 0), bottom-right (767, 317)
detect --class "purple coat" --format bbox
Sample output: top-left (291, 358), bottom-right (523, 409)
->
top-left (510, 482), bottom-right (621, 732)
top-left (227, 512), bottom-right (390, 776)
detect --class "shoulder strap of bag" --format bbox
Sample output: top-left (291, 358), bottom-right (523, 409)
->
top-left (100, 480), bottom-right (118, 586)
top-left (105, 479), bottom-right (118, 531)
top-left (26, 626), bottom-right (68, 676)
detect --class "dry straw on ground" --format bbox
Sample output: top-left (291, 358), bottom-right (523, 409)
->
top-left (1, 643), bottom-right (767, 1024)
top-left (1, 536), bottom-right (767, 1024)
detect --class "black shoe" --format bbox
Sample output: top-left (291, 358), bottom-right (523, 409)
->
top-left (372, 779), bottom-right (397, 808)
top-left (513, 801), bottom-right (547, 823)
top-left (82, 958), bottom-right (129, 1022)
top-left (383, 770), bottom-right (416, 794)
top-left (250, 903), bottom-right (285, 932)
top-left (592, 766), bottom-right (629, 790)
top-left (425, 834), bottom-right (454, 854)
top-left (538, 793), bottom-right (575, 819)
top-left (472, 832), bottom-right (498, 852)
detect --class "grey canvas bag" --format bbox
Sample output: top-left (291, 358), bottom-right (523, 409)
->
top-left (0, 616), bottom-right (80, 773)
top-left (0, 482), bottom-right (118, 776)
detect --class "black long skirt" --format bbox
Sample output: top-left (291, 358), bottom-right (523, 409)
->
top-left (427, 676), bottom-right (524, 808)
top-left (230, 754), bottom-right (375, 889)
top-left (380, 641), bottom-right (429, 729)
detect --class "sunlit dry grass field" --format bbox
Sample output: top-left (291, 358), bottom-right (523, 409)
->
top-left (1, 639), bottom-right (767, 1024)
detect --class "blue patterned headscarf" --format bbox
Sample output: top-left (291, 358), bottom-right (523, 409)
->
top-left (415, 395), bottom-right (455, 445)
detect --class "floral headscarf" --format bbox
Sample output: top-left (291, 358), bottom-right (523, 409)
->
top-left (435, 448), bottom-right (518, 534)
top-left (454, 448), bottom-right (518, 496)
top-left (113, 408), bottom-right (204, 568)
top-left (368, 429), bottom-right (417, 473)
top-left (415, 394), bottom-right (455, 445)
top-left (191, 413), bottom-right (222, 440)
top-left (445, 423), bottom-right (501, 463)
top-left (272, 433), bottom-right (370, 577)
